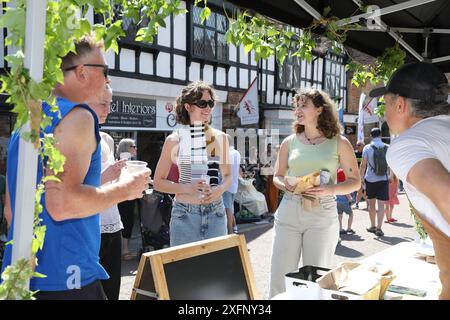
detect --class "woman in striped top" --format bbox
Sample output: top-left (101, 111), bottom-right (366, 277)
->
top-left (153, 81), bottom-right (231, 246)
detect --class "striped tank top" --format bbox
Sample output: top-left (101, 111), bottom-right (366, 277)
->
top-left (177, 124), bottom-right (220, 186)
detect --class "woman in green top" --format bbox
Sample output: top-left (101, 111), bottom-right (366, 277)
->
top-left (269, 88), bottom-right (361, 298)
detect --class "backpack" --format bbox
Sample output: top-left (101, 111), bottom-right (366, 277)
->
top-left (370, 145), bottom-right (388, 176)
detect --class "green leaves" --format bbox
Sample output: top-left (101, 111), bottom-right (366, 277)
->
top-left (0, 259), bottom-right (37, 300)
top-left (200, 6), bottom-right (211, 24)
top-left (348, 43), bottom-right (406, 89)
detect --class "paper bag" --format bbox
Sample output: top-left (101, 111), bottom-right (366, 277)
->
top-left (292, 171), bottom-right (321, 194)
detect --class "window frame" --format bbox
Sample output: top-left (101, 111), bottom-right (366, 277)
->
top-left (190, 4), bottom-right (228, 63)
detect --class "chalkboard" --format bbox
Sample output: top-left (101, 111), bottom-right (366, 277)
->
top-left (131, 234), bottom-right (258, 300)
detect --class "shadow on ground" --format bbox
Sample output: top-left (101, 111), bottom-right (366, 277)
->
top-left (242, 224), bottom-right (273, 243)
top-left (389, 222), bottom-right (414, 229)
top-left (335, 243), bottom-right (364, 258)
top-left (374, 236), bottom-right (411, 246)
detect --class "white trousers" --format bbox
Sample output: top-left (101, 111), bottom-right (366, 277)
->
top-left (269, 193), bottom-right (339, 298)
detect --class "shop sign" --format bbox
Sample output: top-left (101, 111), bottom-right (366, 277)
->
top-left (105, 96), bottom-right (157, 128)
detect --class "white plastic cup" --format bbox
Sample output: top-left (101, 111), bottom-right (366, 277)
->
top-left (192, 174), bottom-right (210, 199)
top-left (126, 160), bottom-right (148, 174)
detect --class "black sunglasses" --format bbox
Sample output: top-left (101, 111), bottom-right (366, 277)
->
top-left (64, 64), bottom-right (109, 78)
top-left (194, 99), bottom-right (215, 109)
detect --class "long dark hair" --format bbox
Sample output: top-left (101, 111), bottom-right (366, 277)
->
top-left (292, 88), bottom-right (341, 139)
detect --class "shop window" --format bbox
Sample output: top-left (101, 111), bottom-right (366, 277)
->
top-left (192, 6), bottom-right (228, 62)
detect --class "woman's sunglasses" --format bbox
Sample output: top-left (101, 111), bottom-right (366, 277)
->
top-left (64, 64), bottom-right (109, 78)
top-left (194, 99), bottom-right (215, 109)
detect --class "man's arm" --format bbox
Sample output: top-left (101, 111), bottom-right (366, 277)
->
top-left (407, 158), bottom-right (450, 224)
top-left (45, 108), bottom-right (149, 221)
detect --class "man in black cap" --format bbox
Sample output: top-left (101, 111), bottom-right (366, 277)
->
top-left (369, 61), bottom-right (450, 300)
top-left (359, 127), bottom-right (389, 237)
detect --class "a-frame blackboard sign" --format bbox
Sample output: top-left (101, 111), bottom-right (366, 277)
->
top-left (131, 234), bottom-right (259, 300)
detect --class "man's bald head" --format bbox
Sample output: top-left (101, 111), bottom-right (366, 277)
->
top-left (88, 84), bottom-right (113, 124)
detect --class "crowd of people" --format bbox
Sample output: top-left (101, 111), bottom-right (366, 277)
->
top-left (0, 33), bottom-right (448, 300)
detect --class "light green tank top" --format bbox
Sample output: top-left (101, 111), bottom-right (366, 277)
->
top-left (287, 134), bottom-right (339, 184)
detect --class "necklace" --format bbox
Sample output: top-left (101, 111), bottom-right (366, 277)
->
top-left (304, 132), bottom-right (322, 145)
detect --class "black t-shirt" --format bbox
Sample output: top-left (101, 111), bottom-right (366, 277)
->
top-left (355, 151), bottom-right (363, 165)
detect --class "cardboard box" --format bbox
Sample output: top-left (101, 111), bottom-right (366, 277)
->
top-left (316, 262), bottom-right (395, 300)
top-left (285, 266), bottom-right (362, 300)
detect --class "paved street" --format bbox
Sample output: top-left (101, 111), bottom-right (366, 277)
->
top-left (119, 193), bottom-right (418, 300)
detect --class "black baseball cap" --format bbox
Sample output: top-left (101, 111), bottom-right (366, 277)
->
top-left (369, 62), bottom-right (449, 102)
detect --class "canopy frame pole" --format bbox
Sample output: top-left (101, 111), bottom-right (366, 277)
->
top-left (11, 0), bottom-right (46, 290)
top-left (293, 0), bottom-right (322, 20)
top-left (350, 0), bottom-right (424, 61)
top-left (338, 0), bottom-right (438, 27)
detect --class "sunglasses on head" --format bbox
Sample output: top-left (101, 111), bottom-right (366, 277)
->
top-left (64, 64), bottom-right (109, 78)
top-left (194, 99), bottom-right (215, 109)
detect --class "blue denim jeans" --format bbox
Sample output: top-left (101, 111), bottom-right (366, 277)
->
top-left (170, 199), bottom-right (227, 247)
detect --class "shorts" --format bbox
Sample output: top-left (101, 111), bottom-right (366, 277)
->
top-left (222, 191), bottom-right (235, 212)
top-left (337, 202), bottom-right (353, 215)
top-left (365, 179), bottom-right (389, 201)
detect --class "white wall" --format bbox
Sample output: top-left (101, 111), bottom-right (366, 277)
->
top-left (173, 55), bottom-right (186, 80)
top-left (173, 2), bottom-right (186, 51)
top-left (239, 68), bottom-right (248, 89)
top-left (120, 49), bottom-right (135, 72)
top-left (157, 16), bottom-right (171, 47)
top-left (189, 62), bottom-right (201, 82)
top-left (203, 64), bottom-right (214, 84)
top-left (140, 52), bottom-right (153, 75)
top-left (229, 66), bottom-right (237, 88)
top-left (216, 67), bottom-right (226, 86)
top-left (156, 52), bottom-right (171, 78)
top-left (105, 49), bottom-right (115, 68)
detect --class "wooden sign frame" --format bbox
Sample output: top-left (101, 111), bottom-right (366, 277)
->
top-left (131, 234), bottom-right (259, 300)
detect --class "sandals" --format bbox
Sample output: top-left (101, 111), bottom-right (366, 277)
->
top-left (366, 226), bottom-right (377, 233)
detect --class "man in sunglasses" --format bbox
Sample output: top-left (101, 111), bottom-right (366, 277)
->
top-left (2, 33), bottom-right (150, 300)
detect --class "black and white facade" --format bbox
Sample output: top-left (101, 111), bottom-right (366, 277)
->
top-left (0, 0), bottom-right (348, 173)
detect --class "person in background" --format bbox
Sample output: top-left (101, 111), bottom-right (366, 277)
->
top-left (262, 143), bottom-right (279, 214)
top-left (269, 88), bottom-right (360, 298)
top-left (359, 127), bottom-right (389, 237)
top-left (386, 169), bottom-right (399, 223)
top-left (153, 81), bottom-right (231, 246)
top-left (336, 168), bottom-right (355, 235)
top-left (88, 84), bottom-right (127, 300)
top-left (369, 61), bottom-right (450, 299)
top-left (223, 134), bottom-right (241, 234)
top-left (117, 138), bottom-right (139, 260)
top-left (353, 141), bottom-right (368, 209)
